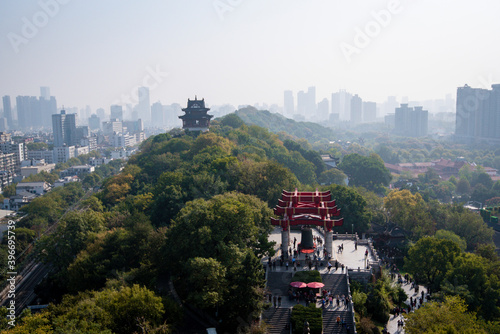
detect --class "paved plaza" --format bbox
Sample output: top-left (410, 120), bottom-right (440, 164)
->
top-left (268, 227), bottom-right (375, 273)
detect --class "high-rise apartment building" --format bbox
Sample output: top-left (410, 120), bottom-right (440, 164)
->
top-left (110, 105), bottom-right (123, 121)
top-left (307, 86), bottom-right (316, 116)
top-left (394, 104), bottom-right (428, 137)
top-left (0, 141), bottom-right (26, 172)
top-left (2, 96), bottom-right (13, 129)
top-left (15, 91), bottom-right (56, 129)
top-left (455, 84), bottom-right (500, 143)
top-left (296, 87), bottom-right (316, 118)
top-left (284, 90), bottom-right (294, 116)
top-left (350, 94), bottom-right (362, 125)
top-left (52, 109), bottom-right (78, 147)
top-left (40, 86), bottom-right (50, 100)
top-left (151, 102), bottom-right (164, 126)
top-left (317, 98), bottom-right (329, 121)
top-left (88, 114), bottom-right (101, 131)
top-left (331, 90), bottom-right (352, 121)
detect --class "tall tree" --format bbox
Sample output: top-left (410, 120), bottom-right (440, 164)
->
top-left (338, 153), bottom-right (391, 193)
top-left (405, 237), bottom-right (461, 291)
top-left (384, 190), bottom-right (435, 238)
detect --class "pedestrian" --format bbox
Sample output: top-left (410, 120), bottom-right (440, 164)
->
top-left (327, 262), bottom-right (332, 272)
top-left (293, 237), bottom-right (297, 248)
top-left (365, 249), bottom-right (368, 257)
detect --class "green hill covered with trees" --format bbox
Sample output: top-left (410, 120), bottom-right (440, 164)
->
top-left (235, 107), bottom-right (336, 143)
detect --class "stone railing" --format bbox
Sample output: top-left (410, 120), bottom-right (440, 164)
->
top-left (334, 232), bottom-right (358, 240)
top-left (345, 270), bottom-right (358, 333)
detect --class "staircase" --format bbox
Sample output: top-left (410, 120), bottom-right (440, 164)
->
top-left (322, 310), bottom-right (355, 334)
top-left (262, 307), bottom-right (290, 334)
top-left (321, 274), bottom-right (355, 333)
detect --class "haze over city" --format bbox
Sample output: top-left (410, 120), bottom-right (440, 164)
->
top-left (1, 0), bottom-right (500, 110)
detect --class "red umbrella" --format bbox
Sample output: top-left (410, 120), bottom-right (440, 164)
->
top-left (307, 282), bottom-right (325, 288)
top-left (290, 281), bottom-right (307, 288)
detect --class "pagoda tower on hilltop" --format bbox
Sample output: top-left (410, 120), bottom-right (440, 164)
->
top-left (179, 97), bottom-right (213, 132)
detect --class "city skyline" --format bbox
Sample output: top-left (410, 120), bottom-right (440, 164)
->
top-left (1, 1), bottom-right (500, 110)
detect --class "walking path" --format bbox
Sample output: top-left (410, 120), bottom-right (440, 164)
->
top-left (386, 279), bottom-right (428, 334)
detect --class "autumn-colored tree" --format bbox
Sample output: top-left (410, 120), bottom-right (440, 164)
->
top-left (384, 189), bottom-right (435, 238)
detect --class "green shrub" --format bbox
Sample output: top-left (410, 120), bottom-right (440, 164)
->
top-left (292, 270), bottom-right (322, 283)
top-left (291, 304), bottom-right (322, 334)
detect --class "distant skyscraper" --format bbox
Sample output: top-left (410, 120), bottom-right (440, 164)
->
top-left (363, 101), bottom-right (377, 123)
top-left (151, 102), bottom-right (164, 126)
top-left (350, 94), bottom-right (362, 125)
top-left (455, 84), bottom-right (500, 143)
top-left (297, 90), bottom-right (306, 116)
top-left (40, 86), bottom-right (50, 100)
top-left (39, 86), bottom-right (57, 127)
top-left (307, 86), bottom-right (316, 117)
top-left (96, 108), bottom-right (106, 121)
top-left (395, 104), bottom-right (428, 137)
top-left (382, 96), bottom-right (398, 117)
top-left (317, 98), bottom-right (329, 120)
top-left (331, 90), bottom-right (352, 121)
top-left (2, 96), bottom-right (13, 129)
top-left (137, 87), bottom-right (151, 123)
top-left (284, 90), bottom-right (294, 116)
top-left (40, 96), bottom-right (57, 128)
top-left (296, 87), bottom-right (316, 118)
top-left (52, 109), bottom-right (78, 147)
top-left (110, 105), bottom-right (123, 121)
top-left (88, 114), bottom-right (101, 131)
top-left (16, 96), bottom-right (36, 129)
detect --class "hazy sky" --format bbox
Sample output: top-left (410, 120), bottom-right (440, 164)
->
top-left (1, 0), bottom-right (500, 110)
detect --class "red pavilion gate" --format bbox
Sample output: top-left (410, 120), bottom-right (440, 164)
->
top-left (271, 189), bottom-right (344, 258)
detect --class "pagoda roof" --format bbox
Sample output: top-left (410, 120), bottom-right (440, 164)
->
top-left (182, 97), bottom-right (210, 112)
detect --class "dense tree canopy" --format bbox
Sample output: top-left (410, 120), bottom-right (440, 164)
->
top-left (405, 237), bottom-right (461, 291)
top-left (404, 296), bottom-right (488, 334)
top-left (338, 153), bottom-right (391, 193)
top-left (384, 189), bottom-right (435, 238)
